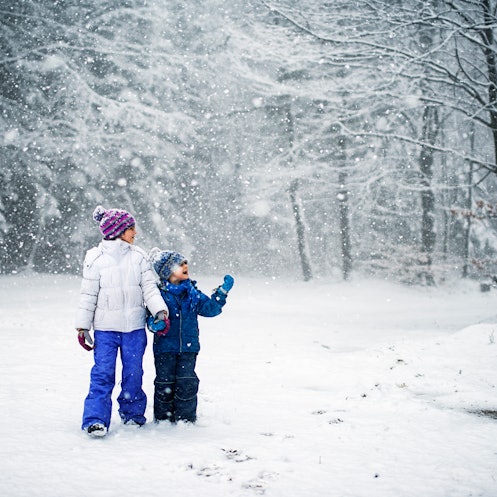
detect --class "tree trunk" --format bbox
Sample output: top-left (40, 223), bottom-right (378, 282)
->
top-left (337, 135), bottom-right (352, 280)
top-left (462, 124), bottom-right (475, 278)
top-left (419, 106), bottom-right (438, 286)
top-left (417, 1), bottom-right (439, 286)
top-left (289, 179), bottom-right (312, 281)
top-left (280, 97), bottom-right (313, 281)
top-left (482, 0), bottom-right (497, 168)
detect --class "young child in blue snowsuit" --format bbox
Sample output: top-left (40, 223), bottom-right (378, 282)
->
top-left (75, 206), bottom-right (169, 437)
top-left (147, 248), bottom-right (234, 423)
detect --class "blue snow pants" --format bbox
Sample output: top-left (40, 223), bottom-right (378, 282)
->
top-left (82, 329), bottom-right (147, 430)
top-left (153, 352), bottom-right (199, 423)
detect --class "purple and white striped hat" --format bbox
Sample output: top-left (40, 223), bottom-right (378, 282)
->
top-left (93, 205), bottom-right (135, 240)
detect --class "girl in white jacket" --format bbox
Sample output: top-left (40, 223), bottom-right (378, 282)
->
top-left (75, 205), bottom-right (169, 437)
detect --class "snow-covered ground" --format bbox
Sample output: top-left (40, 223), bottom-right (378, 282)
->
top-left (1, 273), bottom-right (496, 497)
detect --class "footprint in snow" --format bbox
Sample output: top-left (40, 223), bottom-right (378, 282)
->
top-left (242, 471), bottom-right (279, 495)
top-left (222, 448), bottom-right (255, 462)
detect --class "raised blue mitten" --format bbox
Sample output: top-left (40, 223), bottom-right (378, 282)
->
top-left (219, 275), bottom-right (234, 294)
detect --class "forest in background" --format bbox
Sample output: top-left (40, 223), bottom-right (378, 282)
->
top-left (2, 0), bottom-right (497, 284)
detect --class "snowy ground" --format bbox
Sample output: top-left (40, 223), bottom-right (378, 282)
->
top-left (1, 272), bottom-right (496, 497)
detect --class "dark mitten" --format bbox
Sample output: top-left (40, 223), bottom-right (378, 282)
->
top-left (156, 317), bottom-right (170, 336)
top-left (149, 311), bottom-right (170, 336)
top-left (77, 329), bottom-right (94, 351)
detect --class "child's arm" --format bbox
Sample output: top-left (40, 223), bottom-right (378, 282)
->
top-left (75, 251), bottom-right (100, 331)
top-left (75, 250), bottom-right (100, 350)
top-left (138, 250), bottom-right (169, 318)
top-left (198, 275), bottom-right (234, 317)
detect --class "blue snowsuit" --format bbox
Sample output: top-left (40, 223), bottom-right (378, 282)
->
top-left (147, 279), bottom-right (227, 422)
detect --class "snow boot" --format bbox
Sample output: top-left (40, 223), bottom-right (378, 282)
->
top-left (86, 423), bottom-right (107, 437)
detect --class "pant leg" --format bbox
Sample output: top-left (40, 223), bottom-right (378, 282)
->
top-left (175, 353), bottom-right (199, 423)
top-left (117, 329), bottom-right (148, 425)
top-left (154, 353), bottom-right (177, 422)
top-left (82, 331), bottom-right (119, 430)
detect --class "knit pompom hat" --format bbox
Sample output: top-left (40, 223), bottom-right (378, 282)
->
top-left (149, 247), bottom-right (187, 281)
top-left (93, 205), bottom-right (135, 240)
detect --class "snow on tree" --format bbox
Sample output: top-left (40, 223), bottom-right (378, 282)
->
top-left (1, 0), bottom-right (497, 283)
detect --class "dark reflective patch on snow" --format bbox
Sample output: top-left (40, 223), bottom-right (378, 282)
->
top-left (470, 409), bottom-right (497, 420)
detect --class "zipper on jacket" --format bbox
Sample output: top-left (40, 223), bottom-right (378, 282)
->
top-left (172, 293), bottom-right (183, 352)
top-left (179, 307), bottom-right (182, 352)
top-left (177, 295), bottom-right (183, 352)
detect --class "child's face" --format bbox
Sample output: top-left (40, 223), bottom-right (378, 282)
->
top-left (120, 226), bottom-right (137, 244)
top-left (168, 261), bottom-right (189, 284)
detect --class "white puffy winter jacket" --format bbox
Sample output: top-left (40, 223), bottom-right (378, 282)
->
top-left (75, 239), bottom-right (167, 332)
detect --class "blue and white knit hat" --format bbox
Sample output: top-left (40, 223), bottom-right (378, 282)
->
top-left (93, 205), bottom-right (135, 240)
top-left (149, 247), bottom-right (187, 281)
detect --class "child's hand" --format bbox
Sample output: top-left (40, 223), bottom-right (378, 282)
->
top-left (219, 275), bottom-right (234, 294)
top-left (148, 311), bottom-right (170, 336)
top-left (156, 320), bottom-right (170, 336)
top-left (77, 329), bottom-right (94, 351)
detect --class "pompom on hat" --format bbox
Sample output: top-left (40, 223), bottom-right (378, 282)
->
top-left (149, 247), bottom-right (187, 281)
top-left (93, 205), bottom-right (136, 240)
